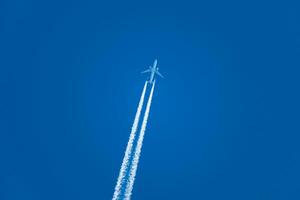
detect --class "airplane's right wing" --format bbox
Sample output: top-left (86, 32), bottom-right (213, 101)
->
top-left (156, 71), bottom-right (164, 78)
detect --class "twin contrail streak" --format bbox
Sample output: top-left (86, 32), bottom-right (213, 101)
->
top-left (112, 59), bottom-right (162, 200)
top-left (112, 82), bottom-right (148, 200)
top-left (124, 81), bottom-right (155, 200)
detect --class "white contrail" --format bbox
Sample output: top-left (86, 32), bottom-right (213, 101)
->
top-left (112, 82), bottom-right (148, 200)
top-left (124, 81), bottom-right (155, 200)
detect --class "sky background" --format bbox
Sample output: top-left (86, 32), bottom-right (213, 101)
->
top-left (1, 0), bottom-right (300, 199)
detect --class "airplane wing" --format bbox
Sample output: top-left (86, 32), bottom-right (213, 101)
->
top-left (156, 71), bottom-right (164, 78)
top-left (141, 69), bottom-right (151, 73)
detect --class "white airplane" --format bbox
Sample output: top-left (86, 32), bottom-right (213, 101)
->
top-left (141, 59), bottom-right (164, 84)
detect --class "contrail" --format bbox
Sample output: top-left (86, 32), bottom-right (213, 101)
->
top-left (112, 82), bottom-right (148, 200)
top-left (124, 81), bottom-right (156, 200)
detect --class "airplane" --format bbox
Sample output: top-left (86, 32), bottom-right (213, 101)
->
top-left (141, 59), bottom-right (164, 84)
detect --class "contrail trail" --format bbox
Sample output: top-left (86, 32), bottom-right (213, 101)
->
top-left (112, 82), bottom-right (148, 200)
top-left (124, 81), bottom-right (156, 200)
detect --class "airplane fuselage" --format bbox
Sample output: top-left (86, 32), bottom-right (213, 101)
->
top-left (141, 59), bottom-right (163, 84)
top-left (149, 69), bottom-right (155, 84)
top-left (148, 60), bottom-right (158, 84)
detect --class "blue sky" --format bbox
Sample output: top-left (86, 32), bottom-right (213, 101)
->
top-left (1, 0), bottom-right (299, 199)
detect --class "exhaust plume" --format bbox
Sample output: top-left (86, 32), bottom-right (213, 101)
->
top-left (124, 81), bottom-right (156, 200)
top-left (112, 82), bottom-right (148, 200)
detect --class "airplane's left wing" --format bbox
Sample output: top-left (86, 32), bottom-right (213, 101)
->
top-left (141, 69), bottom-right (151, 73)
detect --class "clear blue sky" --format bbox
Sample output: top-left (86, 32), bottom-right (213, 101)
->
top-left (1, 0), bottom-right (299, 199)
